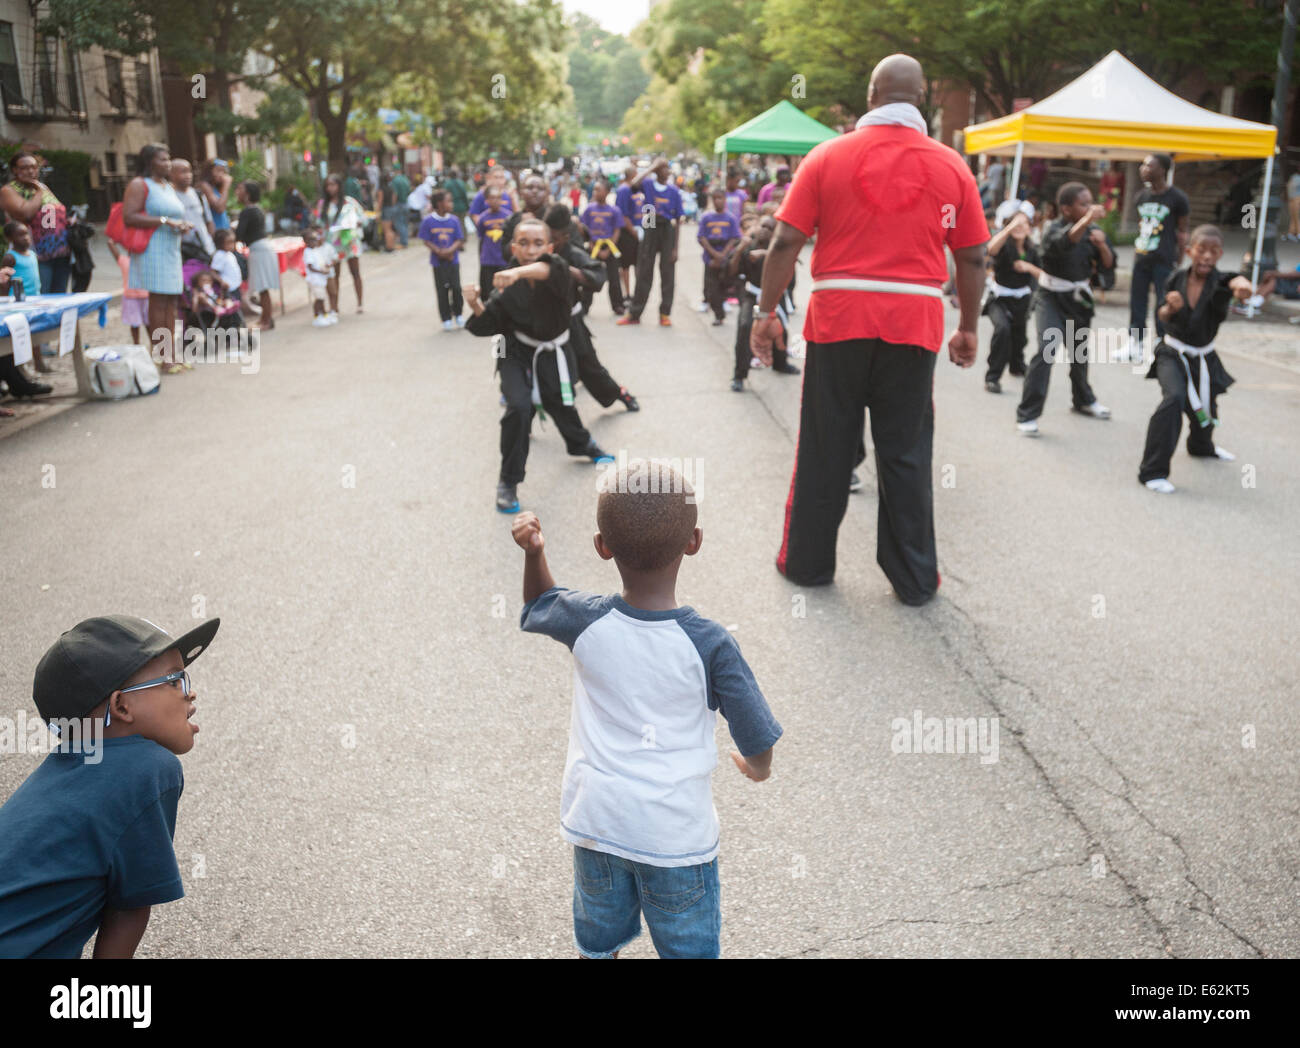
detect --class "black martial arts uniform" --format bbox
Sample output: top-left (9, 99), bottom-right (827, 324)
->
top-left (984, 237), bottom-right (1039, 382)
top-left (733, 248), bottom-right (791, 381)
top-left (1137, 266), bottom-right (1237, 484)
top-left (465, 254), bottom-right (595, 485)
top-left (1016, 219), bottom-right (1103, 422)
top-left (555, 237), bottom-right (628, 408)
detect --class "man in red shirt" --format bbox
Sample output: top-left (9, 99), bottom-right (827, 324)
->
top-left (752, 54), bottom-right (988, 604)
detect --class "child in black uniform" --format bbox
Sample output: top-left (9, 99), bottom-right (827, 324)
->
top-left (465, 214), bottom-right (615, 513)
top-left (982, 207), bottom-right (1039, 393)
top-left (544, 204), bottom-right (640, 413)
top-left (1138, 224), bottom-right (1252, 494)
top-left (729, 217), bottom-right (800, 391)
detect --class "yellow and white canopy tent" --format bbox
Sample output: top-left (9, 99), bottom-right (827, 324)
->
top-left (963, 50), bottom-right (1279, 295)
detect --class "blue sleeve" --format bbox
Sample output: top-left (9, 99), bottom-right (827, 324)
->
top-left (679, 618), bottom-right (783, 756)
top-left (418, 218), bottom-right (435, 244)
top-left (520, 587), bottom-right (612, 650)
top-left (106, 787), bottom-right (184, 910)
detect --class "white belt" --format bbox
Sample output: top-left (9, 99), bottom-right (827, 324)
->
top-left (1162, 334), bottom-right (1215, 428)
top-left (1036, 273), bottom-right (1090, 294)
top-left (515, 328), bottom-right (573, 407)
top-left (570, 301), bottom-right (583, 316)
top-left (810, 277), bottom-right (943, 298)
top-left (746, 281), bottom-right (787, 325)
top-left (989, 280), bottom-right (1033, 299)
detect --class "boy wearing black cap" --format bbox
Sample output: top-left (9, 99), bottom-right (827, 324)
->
top-left (512, 460), bottom-right (781, 958)
top-left (0, 615), bottom-right (219, 958)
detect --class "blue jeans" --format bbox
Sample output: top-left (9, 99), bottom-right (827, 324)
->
top-left (38, 256), bottom-right (71, 294)
top-left (572, 846), bottom-right (721, 958)
top-left (1129, 254), bottom-right (1173, 349)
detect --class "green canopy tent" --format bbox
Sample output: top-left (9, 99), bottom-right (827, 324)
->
top-left (713, 100), bottom-right (839, 173)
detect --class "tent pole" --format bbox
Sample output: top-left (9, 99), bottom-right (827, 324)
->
top-left (1007, 141), bottom-right (1024, 201)
top-left (1168, 158), bottom-right (1175, 186)
top-left (1247, 152), bottom-right (1275, 319)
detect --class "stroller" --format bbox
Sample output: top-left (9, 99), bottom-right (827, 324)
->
top-left (181, 259), bottom-right (245, 360)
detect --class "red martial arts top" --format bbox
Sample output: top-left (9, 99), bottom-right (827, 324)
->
top-left (776, 125), bottom-right (988, 353)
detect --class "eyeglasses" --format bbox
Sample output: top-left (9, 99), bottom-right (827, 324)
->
top-left (106, 670), bottom-right (191, 727)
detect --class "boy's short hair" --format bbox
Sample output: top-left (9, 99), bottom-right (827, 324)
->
top-left (597, 459), bottom-right (698, 571)
top-left (1, 252), bottom-right (15, 268)
top-left (241, 180), bottom-right (262, 203)
top-left (513, 213), bottom-right (549, 237)
top-left (544, 203), bottom-right (571, 230)
top-left (431, 188), bottom-right (449, 207)
top-left (1057, 181), bottom-right (1088, 207)
top-left (214, 229), bottom-right (234, 246)
top-left (3, 220), bottom-right (25, 241)
top-left (1149, 153), bottom-right (1173, 174)
top-left (1189, 223), bottom-right (1223, 246)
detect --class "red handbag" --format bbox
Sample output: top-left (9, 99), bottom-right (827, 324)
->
top-left (106, 181), bottom-right (154, 253)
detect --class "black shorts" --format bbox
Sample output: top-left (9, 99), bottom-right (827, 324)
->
top-left (617, 228), bottom-right (638, 268)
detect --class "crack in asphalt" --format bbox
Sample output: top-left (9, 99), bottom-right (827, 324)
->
top-left (919, 581), bottom-right (1267, 957)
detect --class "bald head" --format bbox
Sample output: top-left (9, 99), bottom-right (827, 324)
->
top-left (868, 53), bottom-right (925, 110)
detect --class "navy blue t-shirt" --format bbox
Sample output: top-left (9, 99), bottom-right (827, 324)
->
top-left (0, 735), bottom-right (184, 958)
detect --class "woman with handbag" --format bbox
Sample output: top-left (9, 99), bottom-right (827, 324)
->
top-left (121, 143), bottom-right (191, 374)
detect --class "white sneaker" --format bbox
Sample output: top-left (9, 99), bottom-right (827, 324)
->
top-left (1075, 401), bottom-right (1111, 419)
top-left (696, 301), bottom-right (709, 312)
top-left (1145, 478), bottom-right (1176, 494)
top-left (442, 319), bottom-right (454, 331)
top-left (455, 315), bottom-right (466, 328)
top-left (327, 312), bottom-right (339, 325)
top-left (312, 315), bottom-right (330, 327)
top-left (1017, 419), bottom-right (1039, 436)
top-left (1214, 447), bottom-right (1236, 461)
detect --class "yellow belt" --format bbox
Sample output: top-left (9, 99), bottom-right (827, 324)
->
top-left (590, 237), bottom-right (620, 259)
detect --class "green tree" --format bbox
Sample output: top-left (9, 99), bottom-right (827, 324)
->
top-left (567, 12), bottom-right (648, 130)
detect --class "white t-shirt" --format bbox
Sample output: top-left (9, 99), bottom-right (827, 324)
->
top-left (521, 588), bottom-right (782, 868)
top-left (210, 250), bottom-right (242, 292)
top-left (303, 244), bottom-right (338, 287)
top-left (406, 179), bottom-right (434, 213)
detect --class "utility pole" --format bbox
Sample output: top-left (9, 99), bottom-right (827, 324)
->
top-left (1248, 0), bottom-right (1298, 276)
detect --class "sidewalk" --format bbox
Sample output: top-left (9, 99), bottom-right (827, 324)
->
top-left (1, 237), bottom-right (418, 439)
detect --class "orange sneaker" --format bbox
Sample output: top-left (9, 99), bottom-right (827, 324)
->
top-left (659, 314), bottom-right (672, 327)
top-left (617, 315), bottom-right (640, 326)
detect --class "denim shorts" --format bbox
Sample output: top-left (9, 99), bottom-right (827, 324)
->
top-left (572, 846), bottom-right (721, 959)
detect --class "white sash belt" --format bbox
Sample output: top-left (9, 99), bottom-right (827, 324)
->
top-left (811, 277), bottom-right (943, 298)
top-left (570, 301), bottom-right (583, 316)
top-left (515, 328), bottom-right (573, 407)
top-left (1163, 334), bottom-right (1215, 428)
top-left (989, 280), bottom-right (1033, 299)
top-left (1036, 273), bottom-right (1090, 294)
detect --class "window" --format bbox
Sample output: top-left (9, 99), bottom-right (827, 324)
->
top-left (104, 151), bottom-right (117, 174)
top-left (0, 22), bottom-right (25, 112)
top-left (134, 57), bottom-right (153, 114)
top-left (36, 37), bottom-right (55, 111)
top-left (64, 42), bottom-right (81, 114)
top-left (105, 54), bottom-right (124, 110)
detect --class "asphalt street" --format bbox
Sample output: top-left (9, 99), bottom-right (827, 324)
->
top-left (1, 239), bottom-right (1297, 958)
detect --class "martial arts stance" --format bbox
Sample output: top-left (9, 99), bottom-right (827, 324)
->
top-left (1137, 225), bottom-right (1251, 493)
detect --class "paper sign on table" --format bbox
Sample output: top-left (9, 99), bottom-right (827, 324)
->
top-left (59, 308), bottom-right (77, 355)
top-left (7, 311), bottom-right (32, 366)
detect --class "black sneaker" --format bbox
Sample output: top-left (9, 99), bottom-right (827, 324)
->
top-left (711, 317), bottom-right (726, 326)
top-left (618, 388), bottom-right (640, 412)
top-left (774, 362), bottom-right (801, 375)
top-left (495, 483), bottom-right (519, 514)
top-left (985, 379), bottom-right (1001, 394)
top-left (849, 471), bottom-right (863, 493)
top-left (586, 442), bottom-right (615, 465)
top-left (730, 379), bottom-right (744, 392)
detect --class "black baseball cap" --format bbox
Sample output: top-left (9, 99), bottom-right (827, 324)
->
top-left (33, 615), bottom-right (220, 722)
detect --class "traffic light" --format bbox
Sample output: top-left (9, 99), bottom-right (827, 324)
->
top-left (547, 127), bottom-right (556, 138)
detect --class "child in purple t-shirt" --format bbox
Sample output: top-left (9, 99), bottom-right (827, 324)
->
top-left (474, 185), bottom-right (513, 290)
top-left (580, 179), bottom-right (629, 315)
top-left (697, 188), bottom-right (741, 325)
top-left (419, 189), bottom-right (466, 330)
